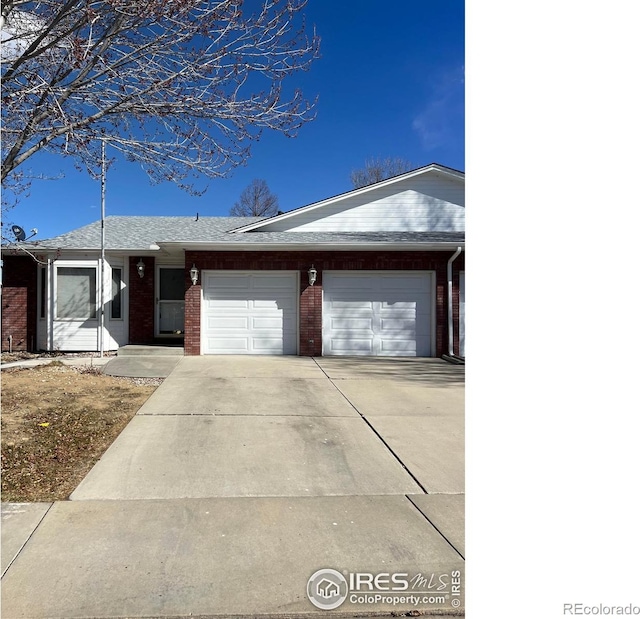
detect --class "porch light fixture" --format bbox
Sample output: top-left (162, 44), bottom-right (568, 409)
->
top-left (136, 258), bottom-right (145, 278)
top-left (308, 264), bottom-right (317, 286)
top-left (190, 263), bottom-right (199, 286)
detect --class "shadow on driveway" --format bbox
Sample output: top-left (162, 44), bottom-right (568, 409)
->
top-left (313, 356), bottom-right (465, 386)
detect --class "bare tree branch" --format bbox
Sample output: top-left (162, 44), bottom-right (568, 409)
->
top-left (1, 0), bottom-right (320, 205)
top-left (350, 156), bottom-right (414, 189)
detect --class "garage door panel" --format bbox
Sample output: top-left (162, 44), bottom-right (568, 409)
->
top-left (207, 316), bottom-right (250, 330)
top-left (252, 299), bottom-right (280, 310)
top-left (323, 272), bottom-right (433, 357)
top-left (328, 299), bottom-right (375, 311)
top-left (329, 339), bottom-right (374, 354)
top-left (253, 338), bottom-right (288, 352)
top-left (381, 298), bottom-right (422, 309)
top-left (205, 337), bottom-right (250, 353)
top-left (203, 272), bottom-right (297, 355)
top-left (253, 275), bottom-right (295, 289)
top-left (252, 316), bottom-right (283, 330)
top-left (205, 299), bottom-right (251, 310)
top-left (380, 276), bottom-right (421, 290)
top-left (379, 318), bottom-right (417, 332)
top-left (329, 277), bottom-right (374, 290)
top-left (380, 339), bottom-right (417, 355)
top-left (331, 317), bottom-right (373, 331)
top-left (379, 306), bottom-right (420, 317)
top-left (205, 275), bottom-right (250, 290)
top-left (253, 298), bottom-right (294, 310)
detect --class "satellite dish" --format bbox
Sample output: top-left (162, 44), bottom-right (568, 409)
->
top-left (11, 225), bottom-right (26, 242)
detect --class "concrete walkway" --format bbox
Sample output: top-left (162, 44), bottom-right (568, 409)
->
top-left (101, 345), bottom-right (184, 378)
top-left (1, 356), bottom-right (465, 618)
top-left (1, 355), bottom-right (111, 371)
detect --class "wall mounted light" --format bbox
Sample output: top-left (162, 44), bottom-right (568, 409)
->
top-left (308, 264), bottom-right (317, 286)
top-left (190, 263), bottom-right (199, 286)
top-left (136, 258), bottom-right (145, 278)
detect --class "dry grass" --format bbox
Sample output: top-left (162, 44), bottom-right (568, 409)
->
top-left (1, 363), bottom-right (158, 502)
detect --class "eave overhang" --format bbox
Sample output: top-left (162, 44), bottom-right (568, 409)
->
top-left (156, 241), bottom-right (465, 252)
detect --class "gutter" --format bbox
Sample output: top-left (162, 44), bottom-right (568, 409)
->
top-left (443, 247), bottom-right (465, 365)
top-left (7, 242), bottom-right (465, 254)
top-left (156, 241), bottom-right (466, 252)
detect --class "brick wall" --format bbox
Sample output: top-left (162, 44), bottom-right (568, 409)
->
top-left (184, 277), bottom-right (201, 356)
top-left (1, 255), bottom-right (38, 351)
top-left (299, 277), bottom-right (322, 356)
top-left (128, 256), bottom-right (155, 344)
top-left (184, 250), bottom-right (464, 357)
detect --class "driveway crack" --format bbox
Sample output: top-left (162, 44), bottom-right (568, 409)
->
top-left (406, 495), bottom-right (465, 560)
top-left (311, 358), bottom-right (429, 494)
top-left (1, 502), bottom-right (54, 579)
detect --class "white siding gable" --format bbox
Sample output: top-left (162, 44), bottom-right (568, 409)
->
top-left (255, 170), bottom-right (464, 233)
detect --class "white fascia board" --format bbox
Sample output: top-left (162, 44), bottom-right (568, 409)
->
top-left (1, 244), bottom-right (50, 255)
top-left (229, 164), bottom-right (465, 234)
top-left (157, 242), bottom-right (465, 252)
top-left (24, 247), bottom-right (161, 255)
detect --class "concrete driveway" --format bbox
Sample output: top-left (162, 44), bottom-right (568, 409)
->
top-left (2, 356), bottom-right (465, 618)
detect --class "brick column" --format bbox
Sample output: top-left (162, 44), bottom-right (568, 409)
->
top-left (184, 277), bottom-right (201, 355)
top-left (128, 256), bottom-right (155, 344)
top-left (299, 271), bottom-right (322, 356)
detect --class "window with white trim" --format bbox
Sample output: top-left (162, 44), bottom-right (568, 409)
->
top-left (39, 266), bottom-right (47, 319)
top-left (111, 267), bottom-right (122, 320)
top-left (56, 267), bottom-right (97, 319)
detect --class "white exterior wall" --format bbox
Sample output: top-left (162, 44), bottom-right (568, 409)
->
top-left (37, 264), bottom-right (48, 351)
top-left (37, 254), bottom-right (129, 352)
top-left (107, 259), bottom-right (128, 349)
top-left (257, 172), bottom-right (464, 233)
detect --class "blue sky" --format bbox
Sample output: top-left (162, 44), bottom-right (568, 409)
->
top-left (4, 0), bottom-right (464, 240)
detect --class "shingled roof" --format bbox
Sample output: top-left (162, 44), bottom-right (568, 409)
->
top-left (26, 216), bottom-right (464, 251)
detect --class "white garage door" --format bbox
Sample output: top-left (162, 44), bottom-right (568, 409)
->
top-left (323, 271), bottom-right (433, 357)
top-left (202, 272), bottom-right (298, 354)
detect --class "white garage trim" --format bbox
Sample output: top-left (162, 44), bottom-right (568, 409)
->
top-left (322, 271), bottom-right (435, 357)
top-left (201, 271), bottom-right (299, 355)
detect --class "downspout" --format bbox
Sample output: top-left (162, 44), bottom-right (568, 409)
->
top-left (443, 247), bottom-right (464, 364)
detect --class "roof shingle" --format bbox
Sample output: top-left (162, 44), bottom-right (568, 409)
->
top-left (26, 216), bottom-right (464, 250)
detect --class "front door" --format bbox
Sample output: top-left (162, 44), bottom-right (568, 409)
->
top-left (156, 267), bottom-right (185, 337)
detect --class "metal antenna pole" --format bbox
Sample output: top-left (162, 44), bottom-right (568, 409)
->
top-left (99, 139), bottom-right (106, 358)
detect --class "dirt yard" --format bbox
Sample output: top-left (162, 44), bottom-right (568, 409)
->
top-left (1, 362), bottom-right (159, 502)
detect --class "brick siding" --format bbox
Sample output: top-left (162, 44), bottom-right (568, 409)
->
top-left (128, 256), bottom-right (155, 344)
top-left (1, 251), bottom-right (464, 356)
top-left (184, 250), bottom-right (464, 357)
top-left (184, 277), bottom-right (201, 356)
top-left (1, 255), bottom-right (38, 352)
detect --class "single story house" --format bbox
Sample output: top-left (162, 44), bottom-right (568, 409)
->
top-left (1, 163), bottom-right (465, 358)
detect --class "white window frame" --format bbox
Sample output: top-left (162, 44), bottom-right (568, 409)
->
top-left (38, 265), bottom-right (47, 320)
top-left (110, 266), bottom-right (124, 321)
top-left (54, 260), bottom-right (99, 322)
